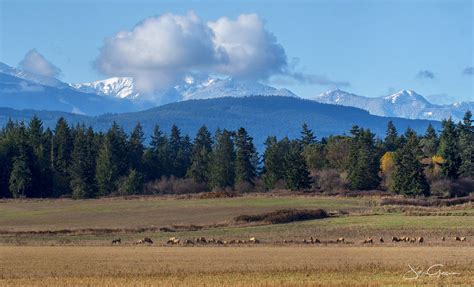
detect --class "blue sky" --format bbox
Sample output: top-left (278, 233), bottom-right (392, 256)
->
top-left (1, 0), bottom-right (472, 103)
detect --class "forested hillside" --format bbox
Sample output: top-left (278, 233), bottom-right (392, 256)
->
top-left (0, 96), bottom-right (441, 151)
top-left (1, 111), bottom-right (472, 199)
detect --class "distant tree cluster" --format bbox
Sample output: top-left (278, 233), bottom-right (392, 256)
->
top-left (0, 111), bottom-right (472, 199)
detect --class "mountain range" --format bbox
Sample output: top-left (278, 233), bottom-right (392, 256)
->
top-left (0, 61), bottom-right (471, 121)
top-left (312, 89), bottom-right (472, 122)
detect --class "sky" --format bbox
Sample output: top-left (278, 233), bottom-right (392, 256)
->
top-left (0, 0), bottom-right (473, 103)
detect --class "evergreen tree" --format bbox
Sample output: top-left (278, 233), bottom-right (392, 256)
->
top-left (390, 130), bottom-right (430, 196)
top-left (95, 137), bottom-right (116, 196)
top-left (284, 141), bottom-right (311, 190)
top-left (299, 123), bottom-right (316, 146)
top-left (438, 118), bottom-right (461, 179)
top-left (70, 126), bottom-right (97, 199)
top-left (106, 122), bottom-right (129, 177)
top-left (458, 111), bottom-right (474, 177)
top-left (347, 127), bottom-right (381, 190)
top-left (120, 169), bottom-right (144, 195)
top-left (169, 125), bottom-right (182, 176)
top-left (9, 155), bottom-right (32, 198)
top-left (234, 127), bottom-right (258, 185)
top-left (27, 116), bottom-right (53, 197)
top-left (187, 126), bottom-right (213, 183)
top-left (262, 136), bottom-right (285, 189)
top-left (51, 117), bottom-right (73, 196)
top-left (144, 125), bottom-right (170, 180)
top-left (420, 123), bottom-right (439, 158)
top-left (128, 123), bottom-right (145, 172)
top-left (209, 130), bottom-right (235, 189)
top-left (303, 143), bottom-right (327, 170)
top-left (384, 120), bottom-right (399, 152)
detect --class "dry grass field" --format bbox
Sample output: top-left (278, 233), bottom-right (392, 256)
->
top-left (1, 246), bottom-right (472, 286)
top-left (0, 194), bottom-right (472, 286)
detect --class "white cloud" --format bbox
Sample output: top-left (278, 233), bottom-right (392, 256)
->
top-left (208, 13), bottom-right (287, 79)
top-left (95, 12), bottom-right (288, 96)
top-left (95, 12), bottom-right (349, 102)
top-left (18, 49), bottom-right (61, 78)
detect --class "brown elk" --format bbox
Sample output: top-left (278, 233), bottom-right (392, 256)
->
top-left (111, 238), bottom-right (121, 245)
top-left (363, 237), bottom-right (374, 244)
top-left (249, 237), bottom-right (259, 244)
top-left (337, 237), bottom-right (345, 243)
top-left (143, 237), bottom-right (153, 244)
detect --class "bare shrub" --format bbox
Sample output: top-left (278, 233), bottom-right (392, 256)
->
top-left (234, 208), bottom-right (328, 224)
top-left (234, 181), bottom-right (254, 193)
top-left (313, 169), bottom-right (346, 193)
top-left (144, 176), bottom-right (207, 195)
top-left (380, 195), bottom-right (473, 207)
top-left (431, 178), bottom-right (473, 198)
top-left (430, 179), bottom-right (454, 198)
top-left (199, 187), bottom-right (238, 199)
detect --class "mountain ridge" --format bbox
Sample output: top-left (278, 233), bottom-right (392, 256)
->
top-left (312, 88), bottom-right (473, 121)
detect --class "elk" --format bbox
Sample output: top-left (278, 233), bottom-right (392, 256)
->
top-left (111, 238), bottom-right (121, 245)
top-left (363, 237), bottom-right (374, 244)
top-left (249, 237), bottom-right (259, 244)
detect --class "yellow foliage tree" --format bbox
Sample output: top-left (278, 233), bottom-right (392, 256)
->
top-left (380, 152), bottom-right (395, 174)
top-left (380, 152), bottom-right (395, 188)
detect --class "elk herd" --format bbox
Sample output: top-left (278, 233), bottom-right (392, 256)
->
top-left (110, 235), bottom-right (467, 246)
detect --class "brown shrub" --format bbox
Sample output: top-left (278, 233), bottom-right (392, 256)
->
top-left (144, 176), bottom-right (207, 195)
top-left (199, 187), bottom-right (239, 199)
top-left (313, 169), bottom-right (346, 193)
top-left (431, 178), bottom-right (473, 198)
top-left (234, 181), bottom-right (255, 193)
top-left (380, 196), bottom-right (473, 207)
top-left (234, 208), bottom-right (328, 224)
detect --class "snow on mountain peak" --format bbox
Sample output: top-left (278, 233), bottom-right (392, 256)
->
top-left (70, 77), bottom-right (138, 99)
top-left (384, 89), bottom-right (429, 104)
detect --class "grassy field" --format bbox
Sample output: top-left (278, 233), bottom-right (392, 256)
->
top-left (0, 194), bottom-right (472, 286)
top-left (1, 246), bottom-right (472, 286)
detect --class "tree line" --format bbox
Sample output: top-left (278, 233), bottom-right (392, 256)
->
top-left (0, 111), bottom-right (472, 199)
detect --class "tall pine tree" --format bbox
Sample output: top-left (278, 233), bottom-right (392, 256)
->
top-left (234, 127), bottom-right (258, 185)
top-left (458, 111), bottom-right (474, 177)
top-left (187, 126), bottom-right (213, 184)
top-left (390, 129), bottom-right (430, 196)
top-left (438, 118), bottom-right (461, 179)
top-left (209, 130), bottom-right (235, 189)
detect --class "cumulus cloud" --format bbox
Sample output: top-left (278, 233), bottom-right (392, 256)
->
top-left (95, 12), bottom-right (347, 100)
top-left (463, 66), bottom-right (474, 75)
top-left (18, 49), bottom-right (61, 78)
top-left (416, 70), bottom-right (435, 80)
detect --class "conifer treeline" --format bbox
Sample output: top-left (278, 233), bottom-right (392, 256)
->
top-left (0, 111), bottom-right (472, 199)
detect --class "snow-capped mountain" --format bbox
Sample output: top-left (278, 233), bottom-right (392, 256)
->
top-left (0, 61), bottom-right (68, 89)
top-left (0, 62), bottom-right (138, 115)
top-left (71, 75), bottom-right (297, 102)
top-left (312, 89), bottom-right (473, 121)
top-left (70, 77), bottom-right (139, 99)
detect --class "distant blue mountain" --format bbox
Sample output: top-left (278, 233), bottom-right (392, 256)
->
top-left (0, 71), bottom-right (138, 116)
top-left (0, 96), bottom-right (440, 150)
